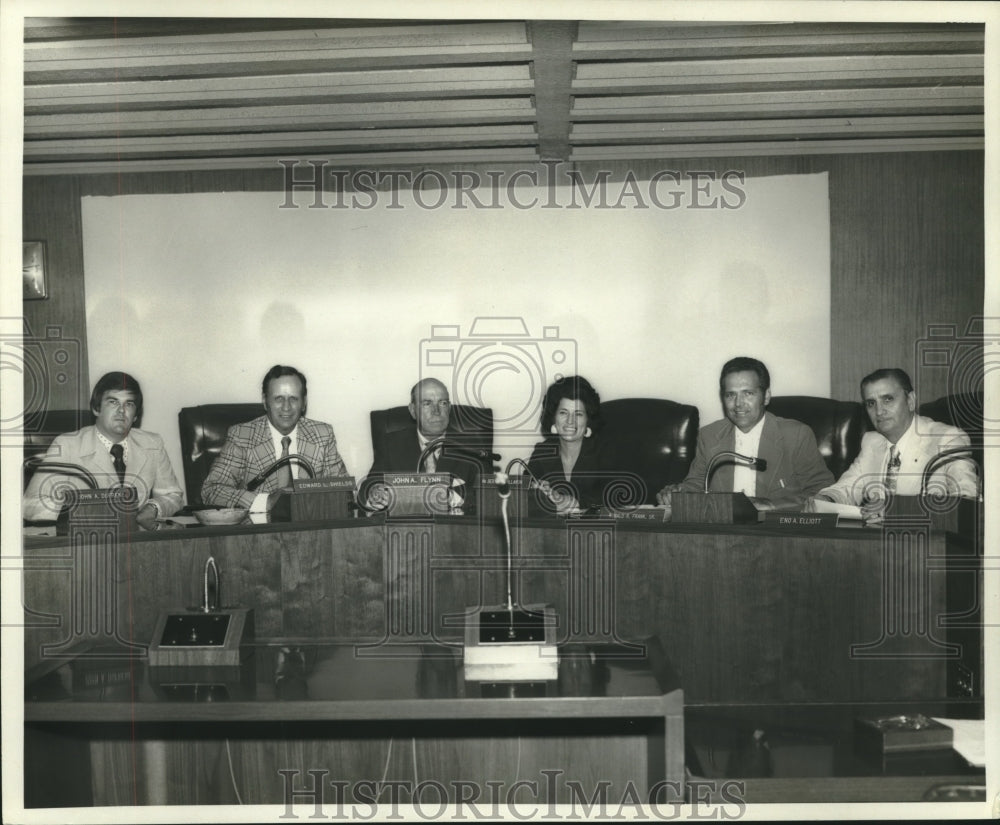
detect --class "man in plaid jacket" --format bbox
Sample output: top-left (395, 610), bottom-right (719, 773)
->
top-left (201, 365), bottom-right (348, 511)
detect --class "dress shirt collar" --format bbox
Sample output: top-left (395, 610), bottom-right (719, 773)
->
top-left (733, 414), bottom-right (766, 454)
top-left (95, 429), bottom-right (128, 461)
top-left (732, 415), bottom-right (765, 497)
top-left (417, 428), bottom-right (441, 452)
top-left (267, 421), bottom-right (299, 479)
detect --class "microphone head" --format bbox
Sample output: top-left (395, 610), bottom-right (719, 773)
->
top-left (494, 471), bottom-right (511, 498)
top-left (754, 458), bottom-right (767, 472)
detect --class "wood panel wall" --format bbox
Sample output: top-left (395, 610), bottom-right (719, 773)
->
top-left (22, 151), bottom-right (984, 409)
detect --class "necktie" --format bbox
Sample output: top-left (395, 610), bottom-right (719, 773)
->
top-left (424, 445), bottom-right (439, 473)
top-left (275, 436), bottom-right (292, 490)
top-left (885, 445), bottom-right (901, 493)
top-left (109, 443), bottom-right (126, 485)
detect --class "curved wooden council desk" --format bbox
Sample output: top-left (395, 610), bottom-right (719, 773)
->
top-left (21, 509), bottom-right (984, 807)
top-left (22, 510), bottom-right (982, 704)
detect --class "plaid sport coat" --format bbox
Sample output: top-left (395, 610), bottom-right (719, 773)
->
top-left (201, 415), bottom-right (348, 509)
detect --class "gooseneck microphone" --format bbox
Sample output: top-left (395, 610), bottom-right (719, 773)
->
top-left (494, 458), bottom-right (549, 624)
top-left (416, 439), bottom-right (502, 472)
top-left (703, 451), bottom-right (767, 494)
top-left (444, 445), bottom-right (502, 464)
top-left (246, 455), bottom-right (316, 492)
top-left (24, 457), bottom-right (100, 490)
top-left (203, 556), bottom-right (219, 613)
top-left (920, 447), bottom-right (978, 498)
top-left (416, 438), bottom-right (446, 473)
top-left (500, 457), bottom-right (545, 491)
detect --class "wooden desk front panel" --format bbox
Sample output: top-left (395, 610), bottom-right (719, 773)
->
top-left (22, 518), bottom-right (968, 702)
top-left (512, 521), bottom-right (959, 703)
top-left (71, 720), bottom-right (666, 807)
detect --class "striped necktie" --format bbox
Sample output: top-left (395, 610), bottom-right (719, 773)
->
top-left (275, 436), bottom-right (292, 489)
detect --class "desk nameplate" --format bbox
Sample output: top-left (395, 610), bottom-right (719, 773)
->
top-left (288, 476), bottom-right (355, 521)
top-left (761, 512), bottom-right (839, 529)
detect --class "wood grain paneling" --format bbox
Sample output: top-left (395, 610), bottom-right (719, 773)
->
top-left (77, 720), bottom-right (663, 806)
top-left (22, 176), bottom-right (90, 410)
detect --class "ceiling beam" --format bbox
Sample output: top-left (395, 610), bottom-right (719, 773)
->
top-left (25, 99), bottom-right (538, 137)
top-left (25, 23), bottom-right (533, 82)
top-left (24, 125), bottom-right (539, 160)
top-left (23, 146), bottom-right (542, 176)
top-left (528, 21), bottom-right (577, 162)
top-left (570, 136), bottom-right (984, 160)
top-left (572, 86), bottom-right (984, 120)
top-left (571, 114), bottom-right (984, 142)
top-left (26, 65), bottom-right (535, 112)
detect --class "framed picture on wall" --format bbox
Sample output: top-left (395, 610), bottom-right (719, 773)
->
top-left (23, 241), bottom-right (48, 300)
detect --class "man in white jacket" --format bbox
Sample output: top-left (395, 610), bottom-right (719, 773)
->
top-left (813, 368), bottom-right (978, 518)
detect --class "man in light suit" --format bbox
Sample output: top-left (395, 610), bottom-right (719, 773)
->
top-left (813, 368), bottom-right (977, 517)
top-left (656, 357), bottom-right (833, 512)
top-left (22, 371), bottom-right (183, 529)
top-left (201, 365), bottom-right (348, 511)
top-left (363, 377), bottom-right (489, 514)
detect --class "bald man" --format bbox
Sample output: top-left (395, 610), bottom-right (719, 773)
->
top-left (364, 378), bottom-right (488, 514)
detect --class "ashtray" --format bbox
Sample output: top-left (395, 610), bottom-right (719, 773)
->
top-left (193, 508), bottom-right (249, 526)
top-left (855, 714), bottom-right (953, 754)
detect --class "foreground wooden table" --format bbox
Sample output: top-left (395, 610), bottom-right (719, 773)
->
top-left (25, 637), bottom-right (683, 808)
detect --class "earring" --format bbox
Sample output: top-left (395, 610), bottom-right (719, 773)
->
top-left (550, 425), bottom-right (558, 435)
top-left (585, 427), bottom-right (592, 438)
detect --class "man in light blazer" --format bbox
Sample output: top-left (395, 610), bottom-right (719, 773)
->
top-left (201, 365), bottom-right (348, 511)
top-left (656, 357), bottom-right (833, 512)
top-left (22, 371), bottom-right (183, 529)
top-left (813, 367), bottom-right (977, 517)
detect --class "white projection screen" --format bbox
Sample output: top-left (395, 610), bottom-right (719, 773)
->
top-left (82, 172), bottom-right (830, 500)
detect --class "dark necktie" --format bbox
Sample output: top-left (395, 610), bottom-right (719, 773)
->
top-left (885, 445), bottom-right (901, 493)
top-left (275, 436), bottom-right (292, 489)
top-left (109, 443), bottom-right (126, 485)
top-left (424, 445), bottom-right (439, 473)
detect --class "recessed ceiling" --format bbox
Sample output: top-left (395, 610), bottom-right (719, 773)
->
top-left (23, 17), bottom-right (985, 174)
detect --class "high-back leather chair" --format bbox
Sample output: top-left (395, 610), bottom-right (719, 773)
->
top-left (598, 398), bottom-right (699, 505)
top-left (766, 396), bottom-right (868, 480)
top-left (178, 404), bottom-right (261, 505)
top-left (919, 391), bottom-right (984, 471)
top-left (369, 404), bottom-right (494, 470)
top-left (22, 409), bottom-right (94, 487)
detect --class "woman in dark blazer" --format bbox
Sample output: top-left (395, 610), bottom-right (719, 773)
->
top-left (526, 376), bottom-right (608, 515)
